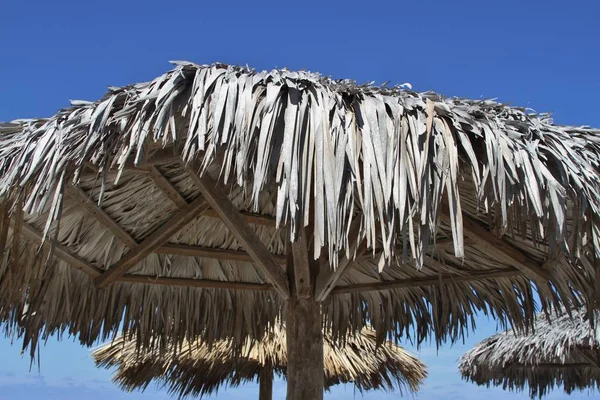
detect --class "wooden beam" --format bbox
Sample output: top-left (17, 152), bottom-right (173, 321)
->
top-left (185, 167), bottom-right (290, 299)
top-left (20, 222), bottom-right (102, 277)
top-left (67, 184), bottom-right (285, 264)
top-left (80, 148), bottom-right (180, 179)
top-left (95, 196), bottom-right (210, 288)
top-left (147, 166), bottom-right (189, 209)
top-left (118, 275), bottom-right (273, 291)
top-left (454, 214), bottom-right (551, 282)
top-left (147, 166), bottom-right (277, 228)
top-left (123, 148), bottom-right (182, 169)
top-left (18, 221), bottom-right (273, 292)
top-left (156, 243), bottom-right (287, 264)
top-left (258, 366), bottom-right (274, 400)
top-left (66, 185), bottom-right (138, 248)
top-left (331, 269), bottom-right (522, 295)
top-left (314, 222), bottom-right (366, 302)
top-left (203, 209), bottom-right (276, 227)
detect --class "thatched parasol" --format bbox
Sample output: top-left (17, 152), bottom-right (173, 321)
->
top-left (93, 325), bottom-right (427, 400)
top-left (459, 308), bottom-right (600, 398)
top-left (1, 61), bottom-right (599, 398)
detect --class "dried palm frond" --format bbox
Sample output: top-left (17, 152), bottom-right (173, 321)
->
top-left (93, 325), bottom-right (427, 398)
top-left (459, 308), bottom-right (600, 398)
top-left (0, 61), bottom-right (598, 357)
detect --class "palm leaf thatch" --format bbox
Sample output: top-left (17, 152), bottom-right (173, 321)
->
top-left (459, 308), bottom-right (600, 398)
top-left (0, 61), bottom-right (599, 360)
top-left (93, 325), bottom-right (427, 399)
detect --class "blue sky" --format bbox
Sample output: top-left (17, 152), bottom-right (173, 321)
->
top-left (1, 0), bottom-right (599, 398)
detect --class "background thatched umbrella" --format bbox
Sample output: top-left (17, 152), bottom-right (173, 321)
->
top-left (459, 308), bottom-right (600, 398)
top-left (93, 325), bottom-right (427, 400)
top-left (1, 61), bottom-right (600, 398)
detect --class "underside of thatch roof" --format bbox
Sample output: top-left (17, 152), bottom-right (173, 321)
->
top-left (459, 308), bottom-right (600, 398)
top-left (93, 326), bottom-right (427, 398)
top-left (0, 61), bottom-right (599, 357)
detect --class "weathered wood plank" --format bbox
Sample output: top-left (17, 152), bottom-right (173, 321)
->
top-left (203, 209), bottom-right (276, 227)
top-left (118, 275), bottom-right (273, 291)
top-left (156, 243), bottom-right (287, 264)
top-left (147, 166), bottom-right (189, 209)
top-left (455, 214), bottom-right (551, 281)
top-left (258, 366), bottom-right (274, 400)
top-left (331, 269), bottom-right (522, 295)
top-left (95, 196), bottom-right (209, 288)
top-left (21, 222), bottom-right (102, 277)
top-left (66, 185), bottom-right (138, 248)
top-left (315, 240), bottom-right (367, 302)
top-left (185, 167), bottom-right (290, 299)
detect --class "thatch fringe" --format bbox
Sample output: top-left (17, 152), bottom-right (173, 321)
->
top-left (93, 325), bottom-right (427, 398)
top-left (0, 61), bottom-right (599, 356)
top-left (459, 308), bottom-right (600, 398)
top-left (2, 62), bottom-right (599, 265)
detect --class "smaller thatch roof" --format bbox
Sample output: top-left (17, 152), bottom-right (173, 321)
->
top-left (459, 308), bottom-right (600, 398)
top-left (93, 325), bottom-right (427, 398)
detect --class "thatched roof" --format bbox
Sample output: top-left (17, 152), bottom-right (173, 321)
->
top-left (0, 61), bottom-right (599, 356)
top-left (459, 308), bottom-right (600, 398)
top-left (93, 325), bottom-right (427, 398)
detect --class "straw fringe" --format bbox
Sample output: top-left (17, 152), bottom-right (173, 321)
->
top-left (459, 308), bottom-right (600, 398)
top-left (0, 61), bottom-right (599, 356)
top-left (93, 325), bottom-right (427, 398)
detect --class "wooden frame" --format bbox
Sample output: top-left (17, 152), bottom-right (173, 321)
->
top-left (185, 166), bottom-right (290, 299)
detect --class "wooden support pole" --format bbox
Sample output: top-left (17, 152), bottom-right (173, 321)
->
top-left (285, 296), bottom-right (324, 400)
top-left (291, 228), bottom-right (312, 299)
top-left (258, 365), bottom-right (274, 400)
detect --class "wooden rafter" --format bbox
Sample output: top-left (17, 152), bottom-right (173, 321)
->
top-left (203, 209), bottom-right (276, 227)
top-left (83, 163), bottom-right (277, 227)
top-left (156, 243), bottom-right (286, 264)
top-left (66, 185), bottom-right (138, 248)
top-left (95, 196), bottom-right (210, 288)
top-left (118, 275), bottom-right (273, 291)
top-left (147, 166), bottom-right (189, 209)
top-left (456, 214), bottom-right (551, 282)
top-left (331, 269), bottom-right (522, 295)
top-left (314, 222), bottom-right (366, 302)
top-left (147, 165), bottom-right (277, 227)
top-left (21, 222), bottom-right (102, 277)
top-left (68, 184), bottom-right (285, 265)
top-left (185, 166), bottom-right (290, 299)
top-left (21, 221), bottom-right (272, 291)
